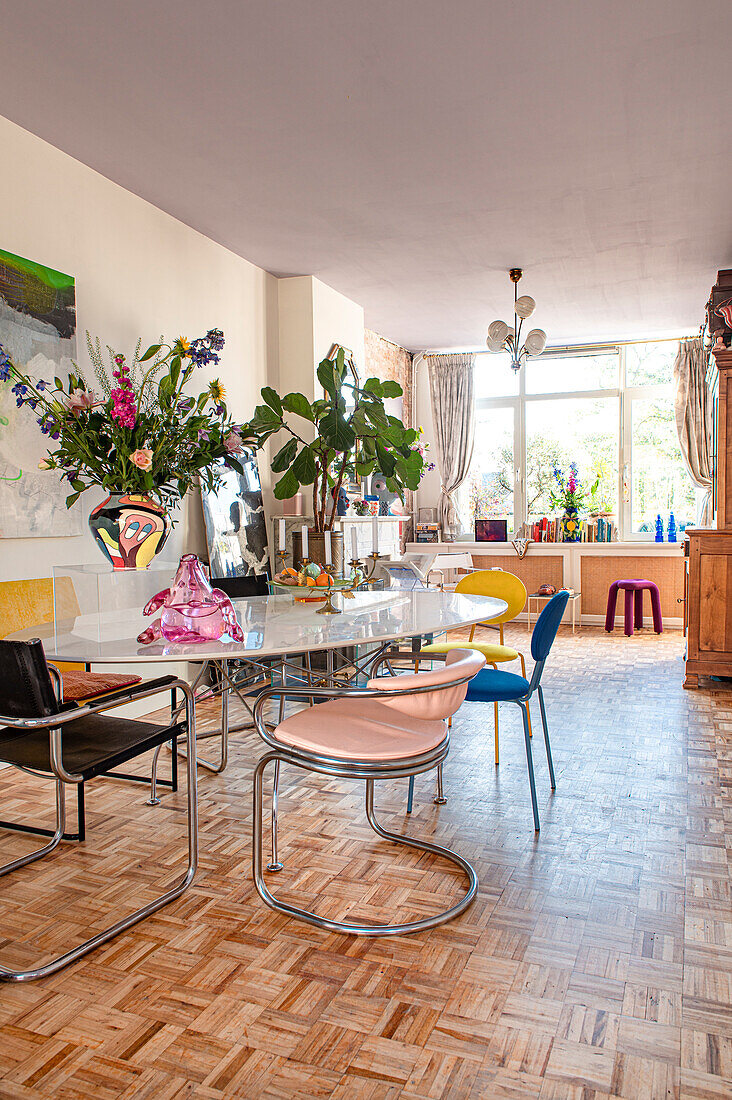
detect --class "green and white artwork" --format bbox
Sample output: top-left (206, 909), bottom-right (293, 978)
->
top-left (0, 247), bottom-right (82, 537)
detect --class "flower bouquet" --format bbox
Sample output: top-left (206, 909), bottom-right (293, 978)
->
top-left (0, 329), bottom-right (253, 568)
top-left (549, 462), bottom-right (599, 543)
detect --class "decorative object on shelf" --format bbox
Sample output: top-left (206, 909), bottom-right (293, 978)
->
top-left (1, 327), bottom-right (253, 567)
top-left (137, 554), bottom-right (245, 644)
top-left (371, 473), bottom-right (397, 516)
top-left (512, 537), bottom-right (531, 559)
top-left (475, 518), bottom-right (508, 542)
top-left (331, 484), bottom-right (349, 516)
top-left (655, 514), bottom-right (664, 542)
top-left (89, 491), bottom-right (171, 569)
top-left (551, 462), bottom-right (598, 544)
top-left (486, 269), bottom-right (547, 372)
top-left (0, 247), bottom-right (83, 538)
top-left (537, 582), bottom-right (557, 596)
top-left (667, 512), bottom-right (677, 542)
top-left (241, 347), bottom-right (424, 535)
top-left (353, 499), bottom-right (370, 516)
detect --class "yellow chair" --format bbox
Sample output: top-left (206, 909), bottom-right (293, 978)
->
top-left (420, 569), bottom-right (531, 764)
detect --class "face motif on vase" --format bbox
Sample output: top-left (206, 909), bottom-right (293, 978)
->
top-left (91, 493), bottom-right (170, 569)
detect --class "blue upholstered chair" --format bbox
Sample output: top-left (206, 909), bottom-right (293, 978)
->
top-left (464, 589), bottom-right (569, 831)
top-left (406, 589), bottom-right (568, 830)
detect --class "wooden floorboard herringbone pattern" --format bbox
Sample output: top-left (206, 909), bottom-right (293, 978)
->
top-left (0, 624), bottom-right (730, 1098)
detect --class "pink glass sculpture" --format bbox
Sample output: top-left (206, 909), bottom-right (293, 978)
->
top-left (137, 554), bottom-right (245, 644)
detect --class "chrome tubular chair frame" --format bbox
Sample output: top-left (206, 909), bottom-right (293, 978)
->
top-left (250, 658), bottom-right (479, 936)
top-left (0, 674), bottom-right (198, 983)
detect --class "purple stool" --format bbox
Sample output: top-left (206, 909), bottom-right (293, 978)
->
top-left (605, 579), bottom-right (662, 636)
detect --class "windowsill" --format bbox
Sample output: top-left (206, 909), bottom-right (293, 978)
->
top-left (406, 540), bottom-right (685, 554)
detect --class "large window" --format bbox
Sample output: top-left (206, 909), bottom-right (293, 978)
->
top-left (460, 341), bottom-right (696, 540)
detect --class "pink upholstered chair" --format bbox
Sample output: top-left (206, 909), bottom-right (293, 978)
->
top-left (251, 648), bottom-right (485, 936)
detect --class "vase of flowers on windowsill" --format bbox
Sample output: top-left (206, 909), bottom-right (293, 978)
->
top-left (550, 462), bottom-right (599, 543)
top-left (0, 329), bottom-right (253, 569)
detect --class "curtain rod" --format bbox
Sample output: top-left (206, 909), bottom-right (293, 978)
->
top-left (422, 334), bottom-right (694, 358)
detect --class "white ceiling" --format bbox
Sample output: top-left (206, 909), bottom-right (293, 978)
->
top-left (0, 0), bottom-right (730, 350)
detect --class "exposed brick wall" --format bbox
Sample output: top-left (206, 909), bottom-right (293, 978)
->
top-left (364, 329), bottom-right (413, 431)
top-left (364, 329), bottom-right (414, 547)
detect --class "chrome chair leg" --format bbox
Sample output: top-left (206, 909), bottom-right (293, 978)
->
top-left (537, 686), bottom-right (556, 789)
top-left (147, 743), bottom-right (164, 806)
top-left (0, 780), bottom-right (65, 878)
top-left (433, 761), bottom-right (447, 804)
top-left (267, 758), bottom-right (283, 872)
top-left (518, 701), bottom-right (540, 832)
top-left (406, 775), bottom-right (415, 813)
top-left (252, 754), bottom-right (477, 936)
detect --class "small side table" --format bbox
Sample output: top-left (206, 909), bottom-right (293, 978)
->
top-left (527, 590), bottom-right (581, 633)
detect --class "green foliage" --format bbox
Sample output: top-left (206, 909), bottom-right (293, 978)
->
top-left (241, 351), bottom-right (424, 531)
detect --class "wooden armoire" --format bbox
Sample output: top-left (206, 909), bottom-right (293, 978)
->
top-left (684, 269), bottom-right (732, 688)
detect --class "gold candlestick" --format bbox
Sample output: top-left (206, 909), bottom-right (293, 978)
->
top-left (316, 564), bottom-right (341, 615)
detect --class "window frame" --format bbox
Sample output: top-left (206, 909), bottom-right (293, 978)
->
top-left (469, 342), bottom-right (685, 542)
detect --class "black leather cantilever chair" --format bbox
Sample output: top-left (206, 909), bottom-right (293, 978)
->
top-left (0, 638), bottom-right (198, 983)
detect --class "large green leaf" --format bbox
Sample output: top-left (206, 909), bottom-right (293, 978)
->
top-left (261, 386), bottom-right (283, 416)
top-left (320, 408), bottom-right (356, 453)
top-left (273, 468), bottom-right (299, 500)
top-left (317, 357), bottom-right (340, 396)
top-left (362, 377), bottom-right (384, 397)
top-left (250, 404), bottom-right (281, 430)
top-left (375, 441), bottom-right (396, 477)
top-left (292, 445), bottom-right (317, 484)
top-left (271, 437), bottom-right (298, 472)
top-left (381, 379), bottom-right (403, 399)
top-left (282, 391), bottom-right (314, 421)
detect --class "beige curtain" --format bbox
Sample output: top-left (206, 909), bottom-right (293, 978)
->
top-left (427, 352), bottom-right (475, 534)
top-left (673, 337), bottom-right (713, 525)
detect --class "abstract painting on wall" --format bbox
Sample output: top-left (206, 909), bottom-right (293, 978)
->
top-left (0, 247), bottom-right (83, 537)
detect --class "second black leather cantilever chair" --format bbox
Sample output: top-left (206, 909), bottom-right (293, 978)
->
top-left (0, 638), bottom-right (198, 983)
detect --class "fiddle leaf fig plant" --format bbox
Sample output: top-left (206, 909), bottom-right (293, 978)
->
top-left (242, 348), bottom-right (424, 531)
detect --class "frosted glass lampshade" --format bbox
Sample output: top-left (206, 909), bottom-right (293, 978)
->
top-left (487, 319), bottom-right (509, 347)
top-left (514, 295), bottom-right (536, 319)
top-left (524, 328), bottom-right (547, 355)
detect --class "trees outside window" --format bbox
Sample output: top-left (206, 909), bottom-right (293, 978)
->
top-left (457, 340), bottom-right (696, 539)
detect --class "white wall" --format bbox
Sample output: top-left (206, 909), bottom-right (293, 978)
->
top-left (277, 275), bottom-right (364, 403)
top-left (414, 355), bottom-right (442, 515)
top-left (0, 115), bottom-right (278, 582)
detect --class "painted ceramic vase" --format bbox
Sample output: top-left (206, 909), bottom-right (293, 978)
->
top-left (561, 508), bottom-right (581, 543)
top-left (89, 492), bottom-right (171, 570)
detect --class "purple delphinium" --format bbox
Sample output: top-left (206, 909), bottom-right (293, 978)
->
top-left (188, 328), bottom-right (225, 368)
top-left (0, 344), bottom-right (12, 382)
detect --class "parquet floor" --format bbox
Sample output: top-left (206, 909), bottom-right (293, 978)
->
top-left (0, 625), bottom-right (731, 1099)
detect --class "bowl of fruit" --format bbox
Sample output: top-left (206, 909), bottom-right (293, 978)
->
top-left (272, 563), bottom-right (362, 602)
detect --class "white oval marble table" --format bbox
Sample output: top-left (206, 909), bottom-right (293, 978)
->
top-left (10, 589), bottom-right (507, 664)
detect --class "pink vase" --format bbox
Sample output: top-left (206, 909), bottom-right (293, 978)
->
top-left (137, 554), bottom-right (244, 644)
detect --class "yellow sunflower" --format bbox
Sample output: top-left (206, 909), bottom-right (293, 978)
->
top-left (177, 337), bottom-right (191, 355)
top-left (208, 378), bottom-right (227, 402)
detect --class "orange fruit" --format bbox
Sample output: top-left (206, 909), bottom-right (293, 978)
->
top-left (315, 573), bottom-right (329, 586)
top-left (305, 575), bottom-right (316, 587)
top-left (284, 566), bottom-right (299, 577)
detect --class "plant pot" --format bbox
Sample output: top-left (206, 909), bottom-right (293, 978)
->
top-left (291, 529), bottom-right (345, 576)
top-left (561, 509), bottom-right (581, 543)
top-left (89, 492), bottom-right (171, 570)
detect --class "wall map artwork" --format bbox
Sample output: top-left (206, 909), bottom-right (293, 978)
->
top-left (0, 247), bottom-right (83, 537)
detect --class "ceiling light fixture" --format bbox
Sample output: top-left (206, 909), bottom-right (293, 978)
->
top-left (486, 269), bottom-right (547, 371)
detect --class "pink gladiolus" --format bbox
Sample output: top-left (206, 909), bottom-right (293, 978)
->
top-left (130, 448), bottom-right (153, 471)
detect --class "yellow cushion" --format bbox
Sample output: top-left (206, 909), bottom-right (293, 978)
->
top-left (421, 640), bottom-right (519, 663)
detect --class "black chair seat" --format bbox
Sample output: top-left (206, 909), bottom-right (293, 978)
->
top-left (0, 714), bottom-right (185, 779)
